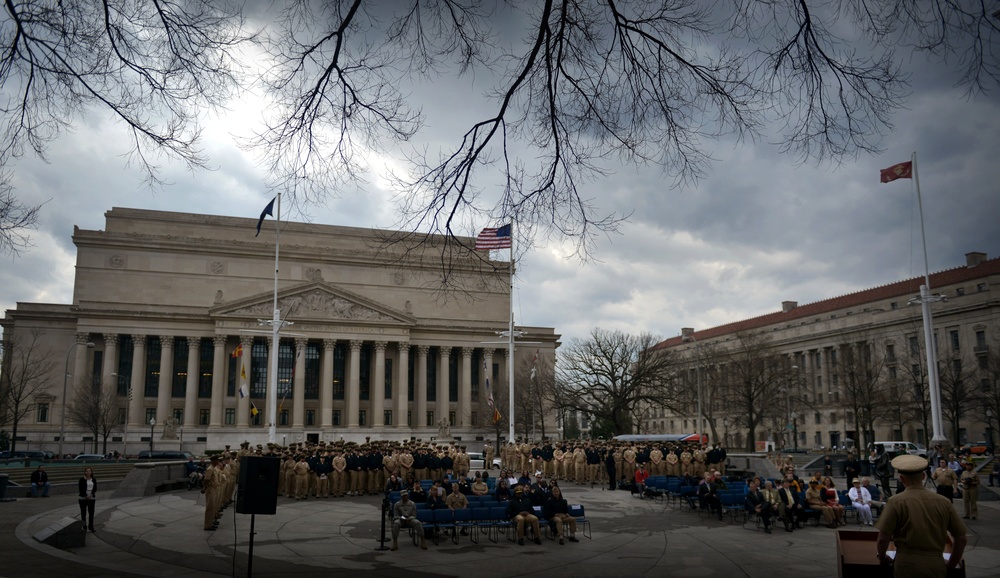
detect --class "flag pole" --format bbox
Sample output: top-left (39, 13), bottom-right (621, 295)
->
top-left (267, 193), bottom-right (282, 444)
top-left (507, 222), bottom-right (516, 444)
top-left (911, 153), bottom-right (947, 446)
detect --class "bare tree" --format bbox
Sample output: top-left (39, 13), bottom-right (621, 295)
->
top-left (939, 353), bottom-right (980, 444)
top-left (975, 326), bottom-right (1000, 449)
top-left (256, 1), bottom-right (998, 259)
top-left (556, 329), bottom-right (679, 436)
top-left (0, 329), bottom-right (56, 453)
top-left (66, 374), bottom-right (120, 454)
top-left (836, 335), bottom-right (893, 450)
top-left (713, 330), bottom-right (787, 452)
top-left (0, 177), bottom-right (40, 256)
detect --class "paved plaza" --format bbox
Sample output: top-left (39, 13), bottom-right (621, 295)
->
top-left (2, 481), bottom-right (999, 578)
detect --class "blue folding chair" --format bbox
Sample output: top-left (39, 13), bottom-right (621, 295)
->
top-left (568, 504), bottom-right (591, 539)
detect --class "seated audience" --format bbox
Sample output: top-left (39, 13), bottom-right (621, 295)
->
top-left (848, 479), bottom-right (874, 526)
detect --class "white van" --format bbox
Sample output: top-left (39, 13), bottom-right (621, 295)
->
top-left (873, 441), bottom-right (927, 458)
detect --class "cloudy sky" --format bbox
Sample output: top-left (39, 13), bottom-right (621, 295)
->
top-left (2, 3), bottom-right (999, 347)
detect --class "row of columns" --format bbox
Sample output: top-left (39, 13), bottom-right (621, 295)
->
top-left (86, 333), bottom-right (501, 431)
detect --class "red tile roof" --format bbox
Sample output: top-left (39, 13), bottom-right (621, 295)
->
top-left (652, 256), bottom-right (1000, 351)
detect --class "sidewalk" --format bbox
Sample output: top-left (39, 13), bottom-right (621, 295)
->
top-left (3, 482), bottom-right (1000, 578)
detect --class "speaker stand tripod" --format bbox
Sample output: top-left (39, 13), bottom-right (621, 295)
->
top-left (246, 513), bottom-right (257, 578)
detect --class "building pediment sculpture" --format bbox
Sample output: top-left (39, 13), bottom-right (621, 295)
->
top-left (211, 282), bottom-right (414, 325)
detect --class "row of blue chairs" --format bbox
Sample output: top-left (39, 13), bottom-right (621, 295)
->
top-left (396, 504), bottom-right (591, 545)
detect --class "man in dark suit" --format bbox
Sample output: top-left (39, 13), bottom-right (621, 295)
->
top-left (745, 479), bottom-right (774, 533)
top-left (777, 478), bottom-right (805, 531)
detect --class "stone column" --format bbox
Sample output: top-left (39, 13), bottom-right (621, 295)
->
top-left (395, 342), bottom-right (410, 428)
top-left (321, 339), bottom-right (335, 428)
top-left (347, 340), bottom-right (362, 428)
top-left (437, 347), bottom-right (450, 426)
top-left (68, 333), bottom-right (90, 411)
top-left (415, 346), bottom-right (429, 428)
top-left (483, 348), bottom-right (494, 401)
top-left (460, 347), bottom-right (473, 427)
top-left (183, 337), bottom-right (200, 428)
top-left (237, 336), bottom-right (253, 426)
top-left (156, 336), bottom-right (174, 424)
top-left (293, 337), bottom-right (307, 428)
top-left (102, 334), bottom-right (119, 396)
top-left (128, 335), bottom-right (146, 427)
top-left (209, 335), bottom-right (227, 428)
top-left (372, 341), bottom-right (387, 428)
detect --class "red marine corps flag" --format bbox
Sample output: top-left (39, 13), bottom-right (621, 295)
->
top-left (880, 161), bottom-right (913, 183)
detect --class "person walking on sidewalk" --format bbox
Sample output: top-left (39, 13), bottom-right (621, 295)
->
top-left (78, 467), bottom-right (97, 532)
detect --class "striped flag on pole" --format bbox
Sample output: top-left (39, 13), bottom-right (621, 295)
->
top-left (475, 224), bottom-right (512, 250)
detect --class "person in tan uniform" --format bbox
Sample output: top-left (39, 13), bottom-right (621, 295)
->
top-left (383, 450), bottom-right (398, 482)
top-left (680, 448), bottom-right (693, 477)
top-left (226, 453), bottom-right (240, 506)
top-left (202, 456), bottom-right (223, 531)
top-left (932, 458), bottom-right (958, 502)
top-left (283, 454), bottom-right (296, 498)
top-left (876, 455), bottom-right (967, 578)
top-left (573, 447), bottom-right (587, 484)
top-left (693, 446), bottom-right (707, 477)
top-left (665, 449), bottom-right (679, 477)
top-left (520, 442), bottom-right (532, 472)
top-left (804, 479), bottom-right (836, 527)
top-left (484, 442), bottom-right (494, 469)
top-left (332, 450), bottom-right (348, 497)
top-left (649, 447), bottom-right (663, 476)
top-left (397, 448), bottom-right (413, 481)
top-left (293, 455), bottom-right (310, 499)
top-left (622, 446), bottom-right (637, 482)
top-left (216, 456), bottom-right (231, 510)
top-left (959, 461), bottom-right (979, 520)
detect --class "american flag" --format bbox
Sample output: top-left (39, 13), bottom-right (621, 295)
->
top-left (475, 224), bottom-right (512, 250)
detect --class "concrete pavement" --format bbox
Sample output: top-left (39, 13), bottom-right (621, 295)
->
top-left (3, 481), bottom-right (1000, 578)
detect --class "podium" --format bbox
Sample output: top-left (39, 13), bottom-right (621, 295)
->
top-left (836, 530), bottom-right (965, 578)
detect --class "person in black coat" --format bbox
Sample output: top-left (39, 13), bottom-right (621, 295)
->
top-left (605, 451), bottom-right (616, 491)
top-left (78, 467), bottom-right (97, 532)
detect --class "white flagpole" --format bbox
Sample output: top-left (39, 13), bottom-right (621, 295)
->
top-left (268, 194), bottom-right (282, 444)
top-left (508, 224), bottom-right (516, 444)
top-left (911, 153), bottom-right (947, 446)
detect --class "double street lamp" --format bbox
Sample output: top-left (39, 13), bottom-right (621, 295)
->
top-left (59, 340), bottom-right (95, 458)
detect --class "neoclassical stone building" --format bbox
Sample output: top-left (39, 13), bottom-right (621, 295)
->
top-left (2, 207), bottom-right (558, 454)
top-left (649, 252), bottom-right (1000, 451)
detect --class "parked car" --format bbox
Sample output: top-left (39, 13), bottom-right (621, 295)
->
top-left (0, 450), bottom-right (47, 459)
top-left (872, 441), bottom-right (927, 458)
top-left (73, 453), bottom-right (107, 461)
top-left (960, 441), bottom-right (991, 456)
top-left (467, 452), bottom-right (501, 471)
top-left (137, 450), bottom-right (196, 460)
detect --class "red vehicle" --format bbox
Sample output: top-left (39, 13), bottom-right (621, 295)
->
top-left (961, 441), bottom-right (991, 456)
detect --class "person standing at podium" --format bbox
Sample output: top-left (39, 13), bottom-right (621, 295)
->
top-left (876, 455), bottom-right (967, 578)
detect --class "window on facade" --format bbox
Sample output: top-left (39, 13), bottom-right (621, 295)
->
top-left (228, 353), bottom-right (239, 397)
top-left (975, 330), bottom-right (986, 349)
top-left (471, 411), bottom-right (478, 424)
top-left (890, 302), bottom-right (898, 310)
top-left (359, 344), bottom-right (371, 401)
top-left (830, 349), bottom-right (838, 366)
top-left (172, 338), bottom-right (188, 397)
top-left (977, 282), bottom-right (987, 292)
top-left (333, 343), bottom-right (346, 399)
top-left (980, 356), bottom-right (989, 370)
top-left (117, 407), bottom-right (127, 425)
top-left (384, 410), bottom-right (392, 426)
top-left (449, 350), bottom-right (459, 402)
top-left (145, 407), bottom-right (156, 423)
top-left (889, 366), bottom-right (897, 379)
top-left (251, 411), bottom-right (262, 426)
top-left (117, 335), bottom-right (133, 397)
top-left (332, 410), bottom-right (341, 426)
top-left (911, 364), bottom-right (921, 377)
top-left (306, 409), bottom-right (315, 426)
top-left (200, 409), bottom-right (209, 425)
top-left (92, 350), bottom-right (103, 388)
top-left (886, 344), bottom-right (896, 362)
top-left (407, 410), bottom-right (412, 426)
top-left (949, 330), bottom-right (960, 351)
top-left (384, 358), bottom-right (393, 400)
top-left (37, 403), bottom-right (49, 422)
top-left (426, 411), bottom-right (434, 427)
top-left (173, 408), bottom-right (183, 423)
top-left (471, 351), bottom-right (480, 401)
top-left (818, 392), bottom-right (823, 404)
top-left (279, 409), bottom-right (289, 426)
top-left (832, 374), bottom-right (839, 386)
top-left (956, 287), bottom-right (965, 296)
top-left (816, 376), bottom-right (822, 389)
top-left (199, 338), bottom-right (213, 398)
top-left (909, 336), bottom-right (920, 356)
top-left (408, 353), bottom-right (415, 402)
top-left (814, 351), bottom-right (821, 368)
top-left (251, 339), bottom-right (268, 398)
top-left (359, 410), bottom-right (367, 426)
top-left (449, 411), bottom-right (456, 426)
top-left (145, 336), bottom-right (161, 397)
top-left (225, 408), bottom-right (235, 425)
top-left (814, 413), bottom-right (821, 425)
top-left (427, 351), bottom-right (437, 402)
top-left (277, 340), bottom-right (293, 400)
top-left (982, 378), bottom-right (991, 393)
top-left (305, 342), bottom-right (320, 399)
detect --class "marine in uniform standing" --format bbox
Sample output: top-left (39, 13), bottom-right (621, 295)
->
top-left (876, 455), bottom-right (967, 578)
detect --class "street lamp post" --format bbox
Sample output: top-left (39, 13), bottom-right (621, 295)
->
top-left (681, 333), bottom-right (703, 443)
top-left (987, 409), bottom-right (995, 452)
top-left (179, 428), bottom-right (183, 452)
top-left (149, 418), bottom-right (156, 454)
top-left (59, 340), bottom-right (95, 458)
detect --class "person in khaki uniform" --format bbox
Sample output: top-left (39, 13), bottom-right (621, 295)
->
top-left (959, 461), bottom-right (979, 519)
top-left (680, 448), bottom-right (693, 477)
top-left (293, 456), bottom-right (310, 499)
top-left (573, 447), bottom-right (587, 484)
top-left (397, 448), bottom-right (413, 481)
top-left (649, 447), bottom-right (663, 476)
top-left (283, 455), bottom-right (296, 498)
top-left (484, 442), bottom-right (494, 469)
top-left (665, 449), bottom-right (679, 477)
top-left (804, 479), bottom-right (836, 527)
top-left (332, 451), bottom-right (348, 497)
top-left (202, 456), bottom-right (223, 531)
top-left (622, 446), bottom-right (637, 482)
top-left (876, 455), bottom-right (967, 578)
top-left (692, 446), bottom-right (707, 477)
top-left (932, 458), bottom-right (958, 502)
